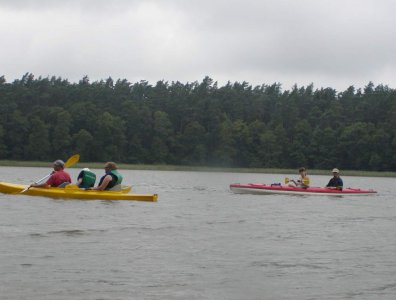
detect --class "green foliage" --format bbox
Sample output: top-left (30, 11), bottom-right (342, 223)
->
top-left (25, 117), bottom-right (50, 160)
top-left (0, 73), bottom-right (395, 171)
top-left (0, 124), bottom-right (6, 158)
top-left (72, 129), bottom-right (94, 161)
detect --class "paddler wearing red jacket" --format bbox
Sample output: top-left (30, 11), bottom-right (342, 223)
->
top-left (30, 159), bottom-right (72, 188)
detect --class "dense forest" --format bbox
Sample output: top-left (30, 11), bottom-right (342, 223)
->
top-left (0, 73), bottom-right (395, 171)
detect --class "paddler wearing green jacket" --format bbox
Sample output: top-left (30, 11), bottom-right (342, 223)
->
top-left (90, 162), bottom-right (123, 191)
top-left (76, 168), bottom-right (96, 188)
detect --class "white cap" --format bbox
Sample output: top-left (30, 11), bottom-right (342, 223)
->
top-left (332, 168), bottom-right (340, 173)
top-left (82, 168), bottom-right (90, 171)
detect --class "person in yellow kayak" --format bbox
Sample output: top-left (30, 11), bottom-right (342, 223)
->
top-left (89, 162), bottom-right (123, 191)
top-left (30, 159), bottom-right (72, 188)
top-left (326, 168), bottom-right (343, 190)
top-left (76, 168), bottom-right (96, 189)
top-left (287, 167), bottom-right (310, 188)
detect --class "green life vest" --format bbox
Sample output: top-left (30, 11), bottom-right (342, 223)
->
top-left (99, 170), bottom-right (123, 190)
top-left (80, 170), bottom-right (96, 188)
top-left (110, 170), bottom-right (123, 185)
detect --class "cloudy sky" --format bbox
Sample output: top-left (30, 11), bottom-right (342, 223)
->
top-left (1, 0), bottom-right (395, 91)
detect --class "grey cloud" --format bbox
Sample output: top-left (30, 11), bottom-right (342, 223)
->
top-left (1, 0), bottom-right (396, 90)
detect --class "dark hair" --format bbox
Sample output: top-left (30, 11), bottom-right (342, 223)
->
top-left (299, 167), bottom-right (306, 172)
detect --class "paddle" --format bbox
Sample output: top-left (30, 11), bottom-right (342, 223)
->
top-left (285, 177), bottom-right (309, 186)
top-left (20, 154), bottom-right (80, 193)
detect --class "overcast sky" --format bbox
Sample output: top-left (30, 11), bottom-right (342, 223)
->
top-left (1, 0), bottom-right (395, 91)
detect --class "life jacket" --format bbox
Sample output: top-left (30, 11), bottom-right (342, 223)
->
top-left (327, 177), bottom-right (343, 189)
top-left (111, 170), bottom-right (123, 185)
top-left (78, 170), bottom-right (96, 188)
top-left (297, 176), bottom-right (310, 187)
top-left (99, 170), bottom-right (123, 190)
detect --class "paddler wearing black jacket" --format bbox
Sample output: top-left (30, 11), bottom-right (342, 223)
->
top-left (326, 168), bottom-right (343, 190)
top-left (89, 162), bottom-right (123, 191)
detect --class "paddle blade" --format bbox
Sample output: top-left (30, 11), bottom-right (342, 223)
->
top-left (285, 177), bottom-right (289, 184)
top-left (65, 154), bottom-right (80, 168)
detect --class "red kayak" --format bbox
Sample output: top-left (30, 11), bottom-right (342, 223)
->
top-left (230, 183), bottom-right (377, 196)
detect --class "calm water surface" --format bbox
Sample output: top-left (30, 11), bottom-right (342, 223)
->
top-left (1, 167), bottom-right (396, 300)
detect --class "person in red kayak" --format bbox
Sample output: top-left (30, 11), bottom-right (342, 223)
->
top-left (288, 167), bottom-right (310, 188)
top-left (30, 159), bottom-right (72, 188)
top-left (326, 168), bottom-right (343, 190)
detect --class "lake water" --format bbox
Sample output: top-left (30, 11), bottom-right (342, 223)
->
top-left (1, 167), bottom-right (395, 300)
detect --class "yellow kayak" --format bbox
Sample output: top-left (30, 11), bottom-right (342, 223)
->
top-left (0, 182), bottom-right (157, 202)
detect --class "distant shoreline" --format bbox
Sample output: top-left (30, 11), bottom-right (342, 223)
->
top-left (1, 160), bottom-right (395, 177)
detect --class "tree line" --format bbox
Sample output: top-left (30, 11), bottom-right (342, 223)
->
top-left (0, 73), bottom-right (395, 171)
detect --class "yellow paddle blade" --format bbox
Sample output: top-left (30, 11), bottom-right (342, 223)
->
top-left (285, 177), bottom-right (289, 184)
top-left (302, 177), bottom-right (310, 185)
top-left (64, 154), bottom-right (80, 168)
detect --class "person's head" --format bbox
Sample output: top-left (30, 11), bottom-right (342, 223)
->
top-left (82, 167), bottom-right (90, 172)
top-left (332, 168), bottom-right (340, 176)
top-left (53, 159), bottom-right (65, 170)
top-left (299, 167), bottom-right (306, 176)
top-left (104, 162), bottom-right (117, 172)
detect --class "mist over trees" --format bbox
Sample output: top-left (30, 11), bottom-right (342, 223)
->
top-left (0, 73), bottom-right (395, 171)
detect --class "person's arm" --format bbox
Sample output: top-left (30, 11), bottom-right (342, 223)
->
top-left (92, 175), bottom-right (112, 190)
top-left (76, 171), bottom-right (83, 186)
top-left (31, 175), bottom-right (53, 188)
top-left (326, 178), bottom-right (335, 188)
top-left (30, 182), bottom-right (50, 188)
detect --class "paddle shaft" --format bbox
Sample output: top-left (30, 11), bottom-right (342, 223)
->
top-left (285, 177), bottom-right (309, 185)
top-left (35, 174), bottom-right (52, 184)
